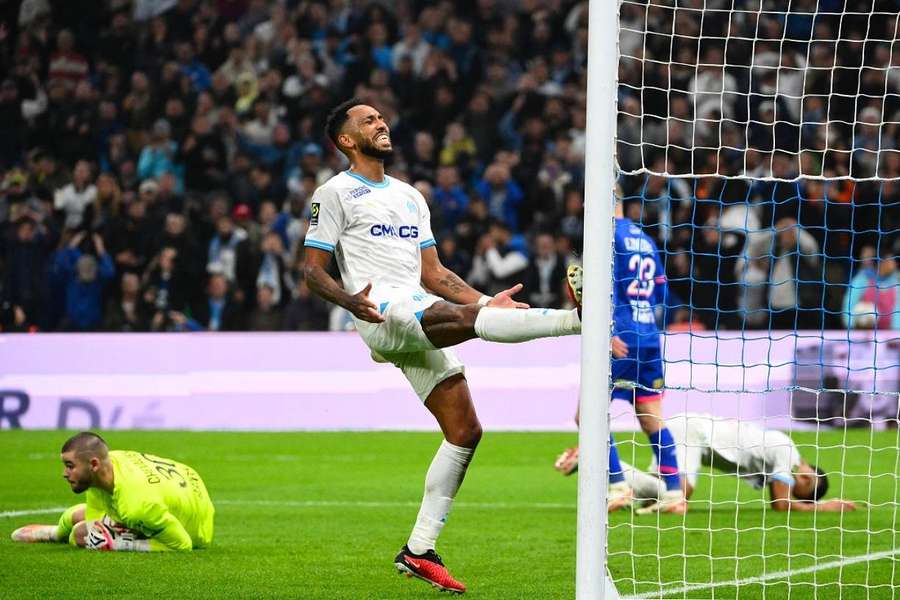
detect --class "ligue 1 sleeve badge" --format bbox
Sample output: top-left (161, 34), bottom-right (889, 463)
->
top-left (310, 202), bottom-right (320, 226)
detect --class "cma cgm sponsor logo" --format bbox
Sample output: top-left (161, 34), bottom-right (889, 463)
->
top-left (370, 224), bottom-right (419, 238)
top-left (350, 186), bottom-right (371, 199)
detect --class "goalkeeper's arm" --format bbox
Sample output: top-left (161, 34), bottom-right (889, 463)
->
top-left (768, 480), bottom-right (856, 512)
top-left (86, 508), bottom-right (193, 551)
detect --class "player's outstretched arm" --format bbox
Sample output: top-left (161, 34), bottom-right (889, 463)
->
top-left (420, 246), bottom-right (528, 308)
top-left (304, 247), bottom-right (384, 323)
top-left (768, 481), bottom-right (856, 512)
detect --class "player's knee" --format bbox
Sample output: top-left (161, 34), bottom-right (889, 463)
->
top-left (459, 304), bottom-right (481, 329)
top-left (73, 521), bottom-right (88, 547)
top-left (447, 421), bottom-right (482, 449)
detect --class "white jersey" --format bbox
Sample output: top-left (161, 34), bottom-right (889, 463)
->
top-left (303, 170), bottom-right (436, 297)
top-left (667, 414), bottom-right (802, 490)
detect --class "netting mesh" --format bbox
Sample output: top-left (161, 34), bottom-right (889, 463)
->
top-left (606, 1), bottom-right (900, 597)
top-left (617, 0), bottom-right (900, 181)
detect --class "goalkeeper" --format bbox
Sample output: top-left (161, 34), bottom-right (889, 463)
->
top-left (613, 414), bottom-right (857, 513)
top-left (11, 432), bottom-right (214, 551)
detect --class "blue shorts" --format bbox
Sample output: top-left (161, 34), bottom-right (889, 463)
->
top-left (611, 335), bottom-right (665, 403)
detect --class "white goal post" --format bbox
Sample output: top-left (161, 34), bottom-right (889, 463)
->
top-left (581, 1), bottom-right (899, 598)
top-left (578, 0), bottom-right (620, 598)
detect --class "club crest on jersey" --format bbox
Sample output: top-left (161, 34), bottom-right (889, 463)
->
top-left (406, 200), bottom-right (417, 214)
top-left (350, 186), bottom-right (371, 199)
top-left (370, 224), bottom-right (419, 239)
top-left (310, 202), bottom-right (320, 225)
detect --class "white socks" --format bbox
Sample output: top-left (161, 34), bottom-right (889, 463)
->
top-left (407, 440), bottom-right (475, 555)
top-left (473, 307), bottom-right (581, 343)
top-left (619, 459), bottom-right (667, 502)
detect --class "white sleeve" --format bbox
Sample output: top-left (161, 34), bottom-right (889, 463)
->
top-left (54, 187), bottom-right (69, 210)
top-left (416, 191), bottom-right (436, 251)
top-left (484, 247), bottom-right (529, 278)
top-left (303, 185), bottom-right (345, 253)
top-left (766, 435), bottom-right (798, 487)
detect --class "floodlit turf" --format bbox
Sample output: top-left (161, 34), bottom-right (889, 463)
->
top-left (0, 430), bottom-right (898, 599)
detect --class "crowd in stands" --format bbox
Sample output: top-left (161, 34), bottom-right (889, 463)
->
top-left (0, 0), bottom-right (896, 333)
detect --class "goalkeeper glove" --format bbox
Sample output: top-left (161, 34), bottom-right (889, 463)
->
top-left (85, 520), bottom-right (150, 552)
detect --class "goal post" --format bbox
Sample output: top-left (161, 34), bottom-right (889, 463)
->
top-left (578, 0), bottom-right (620, 598)
top-left (583, 0), bottom-right (899, 598)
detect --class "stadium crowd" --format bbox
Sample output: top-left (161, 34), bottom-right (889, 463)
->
top-left (0, 0), bottom-right (897, 333)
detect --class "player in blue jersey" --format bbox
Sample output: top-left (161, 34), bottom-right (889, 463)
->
top-left (555, 200), bottom-right (686, 515)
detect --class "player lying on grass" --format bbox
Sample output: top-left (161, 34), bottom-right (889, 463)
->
top-left (303, 99), bottom-right (582, 594)
top-left (604, 413), bottom-right (857, 513)
top-left (556, 198), bottom-right (686, 514)
top-left (11, 432), bottom-right (214, 551)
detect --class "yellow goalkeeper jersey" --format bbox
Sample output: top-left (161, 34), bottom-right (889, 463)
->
top-left (85, 450), bottom-right (214, 551)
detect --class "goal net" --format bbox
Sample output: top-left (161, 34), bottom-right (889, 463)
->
top-left (607, 0), bottom-right (900, 597)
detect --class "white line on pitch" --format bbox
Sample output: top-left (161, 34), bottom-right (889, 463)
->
top-left (215, 498), bottom-right (575, 510)
top-left (627, 547), bottom-right (900, 599)
top-left (0, 507), bottom-right (67, 518)
top-left (0, 499), bottom-right (574, 519)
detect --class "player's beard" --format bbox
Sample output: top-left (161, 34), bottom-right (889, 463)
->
top-left (359, 136), bottom-right (394, 160)
top-left (68, 474), bottom-right (91, 493)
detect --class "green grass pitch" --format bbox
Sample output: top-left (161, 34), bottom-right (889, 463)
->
top-left (1, 429), bottom-right (897, 599)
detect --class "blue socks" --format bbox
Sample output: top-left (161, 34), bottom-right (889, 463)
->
top-left (649, 428), bottom-right (680, 491)
top-left (608, 434), bottom-right (625, 484)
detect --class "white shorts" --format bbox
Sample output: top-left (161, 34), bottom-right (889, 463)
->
top-left (648, 414), bottom-right (712, 488)
top-left (355, 285), bottom-right (465, 402)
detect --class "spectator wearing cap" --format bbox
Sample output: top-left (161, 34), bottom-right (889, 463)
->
top-left (138, 119), bottom-right (182, 189)
top-left (55, 231), bottom-right (116, 331)
top-left (53, 160), bottom-right (96, 230)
